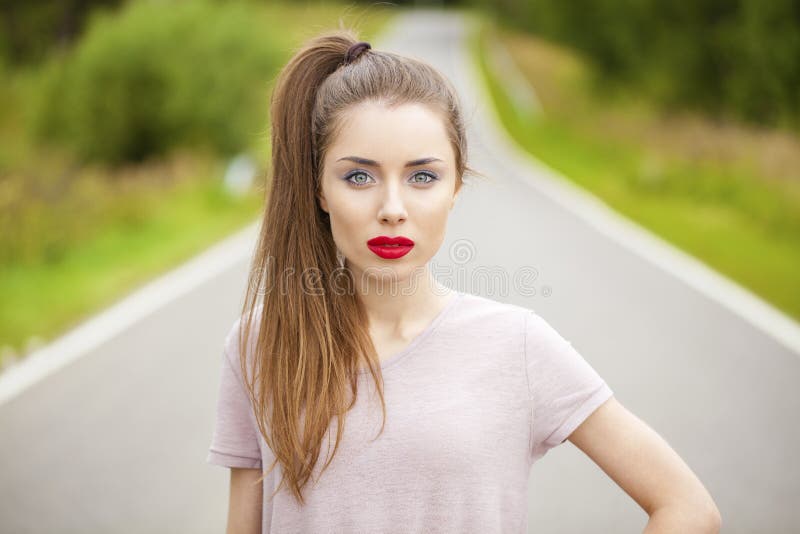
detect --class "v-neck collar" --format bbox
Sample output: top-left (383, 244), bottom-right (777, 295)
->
top-left (358, 291), bottom-right (464, 375)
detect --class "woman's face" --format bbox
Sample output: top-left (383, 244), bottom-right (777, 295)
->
top-left (318, 101), bottom-right (461, 286)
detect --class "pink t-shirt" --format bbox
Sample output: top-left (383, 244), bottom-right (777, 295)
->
top-left (206, 291), bottom-right (613, 533)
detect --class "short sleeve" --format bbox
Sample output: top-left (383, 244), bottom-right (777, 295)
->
top-left (524, 310), bottom-right (613, 461)
top-left (206, 321), bottom-right (263, 469)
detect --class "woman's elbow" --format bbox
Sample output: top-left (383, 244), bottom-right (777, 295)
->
top-left (704, 502), bottom-right (722, 534)
top-left (644, 500), bottom-right (722, 534)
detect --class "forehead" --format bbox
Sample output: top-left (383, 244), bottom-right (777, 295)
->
top-left (327, 101), bottom-right (451, 164)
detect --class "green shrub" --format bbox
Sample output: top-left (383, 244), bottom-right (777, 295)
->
top-left (468, 0), bottom-right (800, 130)
top-left (30, 0), bottom-right (281, 165)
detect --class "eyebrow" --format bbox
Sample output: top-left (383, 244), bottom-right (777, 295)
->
top-left (336, 156), bottom-right (444, 168)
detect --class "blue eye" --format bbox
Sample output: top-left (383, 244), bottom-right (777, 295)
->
top-left (411, 171), bottom-right (438, 185)
top-left (344, 170), bottom-right (374, 187)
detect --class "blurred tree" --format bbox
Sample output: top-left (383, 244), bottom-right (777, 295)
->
top-left (0, 0), bottom-right (124, 65)
top-left (462, 0), bottom-right (800, 130)
top-left (29, 0), bottom-right (282, 165)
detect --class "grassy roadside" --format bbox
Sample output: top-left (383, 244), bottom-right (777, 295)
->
top-left (0, 3), bottom-right (397, 367)
top-left (0, 153), bottom-right (262, 358)
top-left (469, 18), bottom-right (800, 323)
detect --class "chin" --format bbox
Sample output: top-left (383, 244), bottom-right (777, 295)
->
top-left (357, 261), bottom-right (424, 284)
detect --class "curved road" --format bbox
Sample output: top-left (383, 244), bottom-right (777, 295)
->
top-left (1, 9), bottom-right (797, 533)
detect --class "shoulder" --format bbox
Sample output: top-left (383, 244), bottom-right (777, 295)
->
top-left (457, 291), bottom-right (533, 319)
top-left (222, 304), bottom-right (265, 380)
top-left (451, 291), bottom-right (534, 336)
top-left (451, 292), bottom-right (573, 353)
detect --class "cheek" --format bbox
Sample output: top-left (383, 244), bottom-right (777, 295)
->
top-left (326, 192), bottom-right (368, 240)
top-left (414, 196), bottom-right (452, 242)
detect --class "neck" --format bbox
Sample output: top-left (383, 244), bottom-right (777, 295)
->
top-left (352, 264), bottom-right (453, 335)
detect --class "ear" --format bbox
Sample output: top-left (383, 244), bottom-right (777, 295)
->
top-left (451, 181), bottom-right (462, 210)
top-left (317, 190), bottom-right (329, 213)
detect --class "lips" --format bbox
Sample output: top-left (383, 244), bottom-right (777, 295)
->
top-left (367, 235), bottom-right (414, 259)
top-left (367, 235), bottom-right (414, 246)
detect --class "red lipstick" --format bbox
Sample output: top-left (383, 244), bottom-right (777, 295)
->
top-left (367, 235), bottom-right (415, 259)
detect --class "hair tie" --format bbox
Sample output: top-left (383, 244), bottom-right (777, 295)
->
top-left (343, 41), bottom-right (371, 66)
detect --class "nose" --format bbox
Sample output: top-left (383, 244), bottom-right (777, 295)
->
top-left (377, 182), bottom-right (407, 224)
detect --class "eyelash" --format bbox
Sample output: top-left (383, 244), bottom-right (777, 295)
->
top-left (343, 169), bottom-right (439, 187)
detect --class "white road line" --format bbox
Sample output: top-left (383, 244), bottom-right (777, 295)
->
top-left (0, 220), bottom-right (260, 407)
top-left (488, 36), bottom-right (542, 115)
top-left (458, 14), bottom-right (800, 356)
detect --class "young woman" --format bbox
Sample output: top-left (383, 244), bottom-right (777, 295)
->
top-left (207, 29), bottom-right (721, 534)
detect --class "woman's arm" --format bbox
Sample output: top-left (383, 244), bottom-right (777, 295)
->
top-left (567, 396), bottom-right (721, 533)
top-left (227, 467), bottom-right (262, 534)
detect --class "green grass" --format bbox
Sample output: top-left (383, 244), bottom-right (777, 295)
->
top-left (469, 18), bottom-right (800, 322)
top-left (0, 169), bottom-right (262, 355)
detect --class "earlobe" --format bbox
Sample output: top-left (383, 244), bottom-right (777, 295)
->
top-left (317, 192), bottom-right (328, 214)
top-left (451, 181), bottom-right (462, 210)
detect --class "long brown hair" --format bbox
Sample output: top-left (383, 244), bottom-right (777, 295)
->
top-left (236, 26), bottom-right (480, 506)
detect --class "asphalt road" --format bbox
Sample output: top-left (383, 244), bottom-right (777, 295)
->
top-left (1, 9), bottom-right (798, 533)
